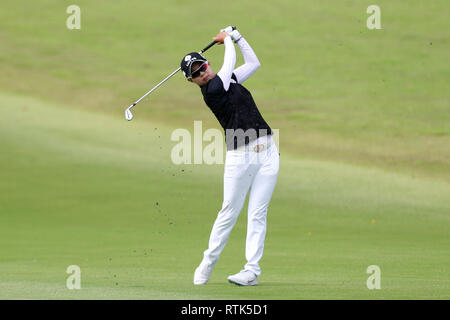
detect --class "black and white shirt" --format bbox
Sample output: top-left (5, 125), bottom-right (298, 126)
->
top-left (200, 36), bottom-right (272, 150)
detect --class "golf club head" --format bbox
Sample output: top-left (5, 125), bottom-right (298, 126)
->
top-left (125, 106), bottom-right (134, 121)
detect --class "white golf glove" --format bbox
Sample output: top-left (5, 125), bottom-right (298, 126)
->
top-left (221, 26), bottom-right (242, 43)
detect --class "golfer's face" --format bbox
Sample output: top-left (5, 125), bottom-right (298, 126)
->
top-left (190, 61), bottom-right (213, 86)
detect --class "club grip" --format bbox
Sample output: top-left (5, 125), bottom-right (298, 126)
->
top-left (199, 27), bottom-right (236, 53)
top-left (200, 41), bottom-right (217, 53)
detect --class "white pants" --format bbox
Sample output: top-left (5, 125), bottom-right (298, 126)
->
top-left (200, 135), bottom-right (279, 277)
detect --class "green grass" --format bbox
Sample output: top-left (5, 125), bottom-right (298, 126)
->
top-left (0, 92), bottom-right (449, 299)
top-left (0, 0), bottom-right (449, 180)
top-left (0, 0), bottom-right (449, 299)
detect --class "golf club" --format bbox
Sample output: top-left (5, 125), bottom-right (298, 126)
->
top-left (124, 40), bottom-right (218, 121)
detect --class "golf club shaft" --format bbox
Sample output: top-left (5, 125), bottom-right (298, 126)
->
top-left (129, 40), bottom-right (217, 110)
top-left (131, 66), bottom-right (181, 108)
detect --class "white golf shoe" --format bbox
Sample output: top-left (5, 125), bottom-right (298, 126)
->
top-left (227, 270), bottom-right (258, 286)
top-left (193, 263), bottom-right (213, 285)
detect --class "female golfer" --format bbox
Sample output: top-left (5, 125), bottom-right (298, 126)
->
top-left (180, 27), bottom-right (279, 286)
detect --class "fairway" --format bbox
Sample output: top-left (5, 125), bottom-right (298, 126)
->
top-left (1, 93), bottom-right (449, 299)
top-left (1, 0), bottom-right (449, 300)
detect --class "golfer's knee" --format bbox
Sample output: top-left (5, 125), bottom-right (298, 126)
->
top-left (248, 206), bottom-right (268, 222)
top-left (217, 201), bottom-right (240, 222)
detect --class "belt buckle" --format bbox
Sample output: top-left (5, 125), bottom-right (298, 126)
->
top-left (253, 144), bottom-right (266, 153)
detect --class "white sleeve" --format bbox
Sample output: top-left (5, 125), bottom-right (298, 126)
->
top-left (217, 36), bottom-right (236, 91)
top-left (233, 37), bottom-right (261, 84)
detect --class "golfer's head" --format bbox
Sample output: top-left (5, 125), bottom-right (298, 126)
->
top-left (180, 52), bottom-right (214, 86)
top-left (189, 61), bottom-right (214, 86)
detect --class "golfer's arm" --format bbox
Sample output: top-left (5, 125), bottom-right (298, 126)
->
top-left (233, 37), bottom-right (261, 83)
top-left (217, 36), bottom-right (236, 91)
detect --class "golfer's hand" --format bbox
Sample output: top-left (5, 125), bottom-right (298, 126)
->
top-left (221, 26), bottom-right (234, 33)
top-left (213, 31), bottom-right (230, 45)
top-left (221, 26), bottom-right (242, 42)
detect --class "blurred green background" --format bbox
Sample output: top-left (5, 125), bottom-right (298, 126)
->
top-left (0, 0), bottom-right (449, 299)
